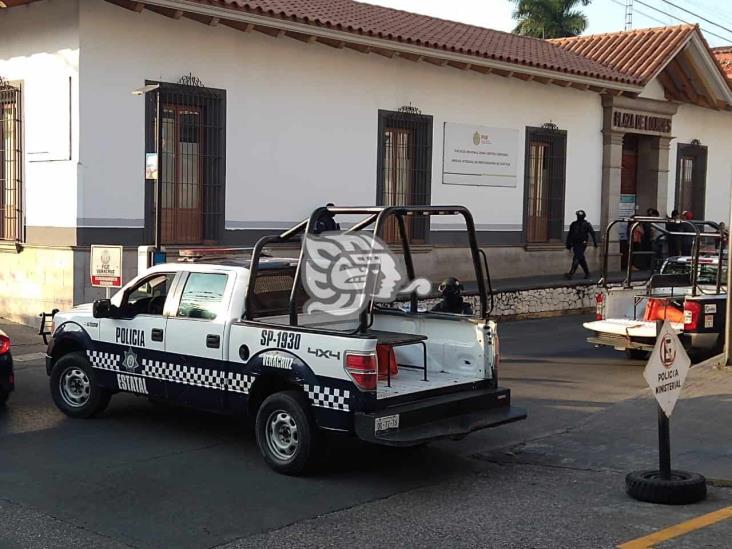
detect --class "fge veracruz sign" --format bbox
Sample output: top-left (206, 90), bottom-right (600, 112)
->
top-left (442, 123), bottom-right (518, 187)
top-left (90, 245), bottom-right (123, 288)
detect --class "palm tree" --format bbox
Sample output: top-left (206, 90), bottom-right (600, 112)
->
top-left (511, 0), bottom-right (592, 39)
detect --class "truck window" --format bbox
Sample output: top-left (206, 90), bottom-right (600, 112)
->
top-left (124, 273), bottom-right (176, 316)
top-left (177, 273), bottom-right (228, 320)
top-left (249, 269), bottom-right (307, 318)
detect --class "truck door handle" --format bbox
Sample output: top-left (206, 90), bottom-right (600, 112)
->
top-left (206, 334), bottom-right (221, 349)
top-left (151, 328), bottom-right (164, 342)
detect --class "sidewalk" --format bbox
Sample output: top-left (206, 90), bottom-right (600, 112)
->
top-left (0, 318), bottom-right (47, 357)
top-left (488, 362), bottom-right (732, 484)
top-left (490, 269), bottom-right (649, 293)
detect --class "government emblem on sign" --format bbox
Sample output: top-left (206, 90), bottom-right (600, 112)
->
top-left (643, 321), bottom-right (691, 418)
top-left (121, 348), bottom-right (140, 372)
top-left (660, 333), bottom-right (676, 368)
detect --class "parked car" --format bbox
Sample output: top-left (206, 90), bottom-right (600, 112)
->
top-left (0, 329), bottom-right (14, 405)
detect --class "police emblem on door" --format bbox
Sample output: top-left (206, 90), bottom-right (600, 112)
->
top-left (121, 348), bottom-right (140, 372)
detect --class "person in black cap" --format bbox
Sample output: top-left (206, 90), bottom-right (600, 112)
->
top-left (313, 203), bottom-right (340, 234)
top-left (431, 277), bottom-right (473, 314)
top-left (565, 210), bottom-right (597, 280)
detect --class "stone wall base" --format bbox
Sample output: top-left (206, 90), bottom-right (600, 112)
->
top-left (0, 245), bottom-right (140, 328)
top-left (418, 283), bottom-right (601, 320)
top-left (0, 246), bottom-right (75, 328)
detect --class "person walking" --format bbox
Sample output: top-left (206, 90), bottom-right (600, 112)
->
top-left (565, 210), bottom-right (598, 280)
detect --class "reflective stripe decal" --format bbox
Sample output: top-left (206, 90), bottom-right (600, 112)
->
top-left (304, 384), bottom-right (350, 411)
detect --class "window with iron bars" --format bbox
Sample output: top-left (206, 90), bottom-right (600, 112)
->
top-left (0, 78), bottom-right (23, 242)
top-left (376, 109), bottom-right (433, 244)
top-left (523, 126), bottom-right (567, 244)
top-left (145, 80), bottom-right (226, 245)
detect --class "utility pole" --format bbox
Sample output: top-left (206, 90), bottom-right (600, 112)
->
top-left (625, 0), bottom-right (634, 31)
top-left (725, 193), bottom-right (732, 365)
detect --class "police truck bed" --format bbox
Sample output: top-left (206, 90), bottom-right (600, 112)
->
top-left (377, 368), bottom-right (478, 400)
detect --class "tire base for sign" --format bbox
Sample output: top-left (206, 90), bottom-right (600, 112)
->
top-left (626, 469), bottom-right (707, 505)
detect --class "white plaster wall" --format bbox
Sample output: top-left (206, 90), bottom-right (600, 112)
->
top-left (78, 0), bottom-right (604, 234)
top-left (0, 0), bottom-right (79, 228)
top-left (638, 76), bottom-right (667, 101)
top-left (668, 104), bottom-right (732, 223)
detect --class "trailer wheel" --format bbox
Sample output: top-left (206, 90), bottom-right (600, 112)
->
top-left (625, 349), bottom-right (650, 360)
top-left (626, 470), bottom-right (706, 505)
top-left (50, 352), bottom-right (111, 418)
top-left (255, 390), bottom-right (321, 475)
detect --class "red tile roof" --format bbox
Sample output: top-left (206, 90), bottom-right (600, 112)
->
top-left (181, 0), bottom-right (638, 85)
top-left (713, 47), bottom-right (732, 79)
top-left (549, 25), bottom-right (697, 85)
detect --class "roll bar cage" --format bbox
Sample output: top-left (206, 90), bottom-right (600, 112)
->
top-left (600, 216), bottom-right (726, 296)
top-left (243, 205), bottom-right (492, 330)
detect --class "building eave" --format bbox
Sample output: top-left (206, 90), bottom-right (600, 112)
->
top-left (108, 0), bottom-right (642, 95)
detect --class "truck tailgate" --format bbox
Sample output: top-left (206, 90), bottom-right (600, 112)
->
top-left (583, 319), bottom-right (682, 338)
top-left (355, 386), bottom-right (526, 446)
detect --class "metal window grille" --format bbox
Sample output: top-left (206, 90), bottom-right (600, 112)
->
top-left (376, 109), bottom-right (433, 243)
top-left (145, 80), bottom-right (226, 245)
top-left (675, 143), bottom-right (707, 217)
top-left (0, 78), bottom-right (23, 242)
top-left (524, 127), bottom-right (567, 243)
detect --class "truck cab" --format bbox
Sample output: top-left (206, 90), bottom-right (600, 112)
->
top-left (45, 206), bottom-right (526, 474)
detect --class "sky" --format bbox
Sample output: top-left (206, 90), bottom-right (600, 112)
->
top-left (367, 0), bottom-right (732, 47)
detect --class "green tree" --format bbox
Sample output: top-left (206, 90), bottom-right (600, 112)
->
top-left (511, 0), bottom-right (592, 39)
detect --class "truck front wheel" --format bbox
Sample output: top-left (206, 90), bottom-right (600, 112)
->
top-left (50, 352), bottom-right (111, 418)
top-left (255, 390), bottom-right (320, 475)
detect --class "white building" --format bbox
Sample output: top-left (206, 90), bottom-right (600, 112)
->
top-left (1, 0), bottom-right (732, 325)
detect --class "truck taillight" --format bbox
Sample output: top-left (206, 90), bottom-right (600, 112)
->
top-left (0, 335), bottom-right (10, 355)
top-left (684, 300), bottom-right (702, 331)
top-left (493, 333), bottom-right (500, 373)
top-left (595, 293), bottom-right (605, 320)
top-left (344, 352), bottom-right (377, 391)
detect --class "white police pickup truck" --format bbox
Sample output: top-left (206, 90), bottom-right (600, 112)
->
top-left (44, 206), bottom-right (526, 474)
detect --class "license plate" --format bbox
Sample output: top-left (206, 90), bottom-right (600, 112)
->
top-left (375, 414), bottom-right (400, 433)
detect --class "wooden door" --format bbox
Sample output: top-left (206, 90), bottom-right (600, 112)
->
top-left (526, 141), bottom-right (550, 242)
top-left (382, 127), bottom-right (414, 243)
top-left (161, 105), bottom-right (203, 244)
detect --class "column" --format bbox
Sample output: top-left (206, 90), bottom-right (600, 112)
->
top-left (601, 130), bottom-right (624, 271)
top-left (653, 136), bottom-right (672, 215)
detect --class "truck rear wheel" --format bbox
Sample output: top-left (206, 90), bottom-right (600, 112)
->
top-left (50, 352), bottom-right (111, 419)
top-left (255, 390), bottom-right (320, 475)
top-left (625, 349), bottom-right (650, 360)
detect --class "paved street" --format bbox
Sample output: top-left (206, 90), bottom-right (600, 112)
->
top-left (1, 314), bottom-right (731, 548)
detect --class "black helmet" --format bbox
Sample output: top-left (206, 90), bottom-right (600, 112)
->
top-left (438, 277), bottom-right (463, 297)
top-left (576, 209), bottom-right (586, 219)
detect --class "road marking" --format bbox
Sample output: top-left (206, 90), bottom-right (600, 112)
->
top-left (618, 506), bottom-right (732, 549)
top-left (12, 352), bottom-right (46, 362)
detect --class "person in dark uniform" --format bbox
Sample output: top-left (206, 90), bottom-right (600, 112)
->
top-left (564, 210), bottom-right (597, 280)
top-left (431, 277), bottom-right (473, 315)
top-left (666, 209), bottom-right (682, 257)
top-left (313, 203), bottom-right (340, 234)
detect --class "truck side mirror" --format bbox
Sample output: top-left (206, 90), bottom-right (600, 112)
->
top-left (93, 299), bottom-right (115, 319)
